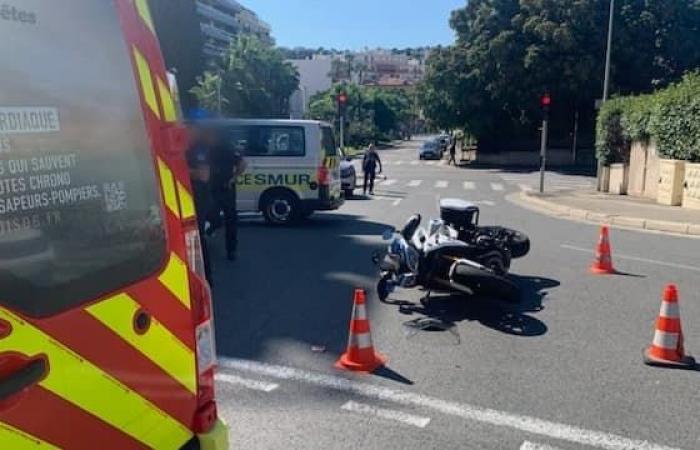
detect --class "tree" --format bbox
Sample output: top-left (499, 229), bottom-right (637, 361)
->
top-left (420, 0), bottom-right (700, 148)
top-left (191, 36), bottom-right (299, 118)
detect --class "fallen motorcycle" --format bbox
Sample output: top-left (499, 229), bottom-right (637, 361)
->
top-left (373, 213), bottom-right (522, 304)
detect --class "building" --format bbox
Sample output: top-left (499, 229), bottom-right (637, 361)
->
top-left (149, 0), bottom-right (273, 113)
top-left (287, 57), bottom-right (333, 119)
top-left (357, 49), bottom-right (426, 87)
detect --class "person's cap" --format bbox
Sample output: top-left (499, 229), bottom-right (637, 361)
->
top-left (186, 145), bottom-right (209, 168)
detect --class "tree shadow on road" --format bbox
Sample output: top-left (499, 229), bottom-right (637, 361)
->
top-left (385, 275), bottom-right (559, 338)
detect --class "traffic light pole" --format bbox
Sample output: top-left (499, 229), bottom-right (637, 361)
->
top-left (539, 116), bottom-right (549, 193)
top-left (339, 115), bottom-right (345, 150)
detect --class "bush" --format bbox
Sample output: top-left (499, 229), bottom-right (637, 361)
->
top-left (596, 72), bottom-right (700, 164)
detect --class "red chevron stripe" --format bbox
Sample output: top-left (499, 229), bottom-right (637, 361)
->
top-left (0, 386), bottom-right (147, 450)
top-left (32, 310), bottom-right (196, 428)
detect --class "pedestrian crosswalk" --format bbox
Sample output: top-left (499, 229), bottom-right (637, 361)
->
top-left (353, 177), bottom-right (512, 192)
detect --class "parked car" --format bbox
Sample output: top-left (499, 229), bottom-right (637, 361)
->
top-left (419, 140), bottom-right (442, 160)
top-left (339, 150), bottom-right (357, 198)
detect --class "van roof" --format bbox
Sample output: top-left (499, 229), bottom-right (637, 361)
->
top-left (190, 118), bottom-right (332, 128)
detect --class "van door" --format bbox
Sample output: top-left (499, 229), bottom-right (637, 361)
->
top-left (0, 2), bottom-right (196, 449)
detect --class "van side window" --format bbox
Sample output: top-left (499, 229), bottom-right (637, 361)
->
top-left (228, 126), bottom-right (305, 157)
top-left (322, 127), bottom-right (339, 156)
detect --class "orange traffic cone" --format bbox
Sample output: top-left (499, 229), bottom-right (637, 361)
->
top-left (590, 226), bottom-right (616, 274)
top-left (644, 284), bottom-right (696, 369)
top-left (335, 289), bottom-right (387, 373)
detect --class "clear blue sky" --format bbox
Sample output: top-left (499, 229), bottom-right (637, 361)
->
top-left (241, 0), bottom-right (465, 50)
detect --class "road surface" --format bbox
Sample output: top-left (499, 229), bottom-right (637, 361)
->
top-left (210, 139), bottom-right (700, 450)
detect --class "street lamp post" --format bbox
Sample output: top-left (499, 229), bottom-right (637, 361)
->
top-left (597, 0), bottom-right (615, 190)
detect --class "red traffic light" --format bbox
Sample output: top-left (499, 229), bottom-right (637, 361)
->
top-left (541, 93), bottom-right (552, 107)
top-left (337, 93), bottom-right (348, 104)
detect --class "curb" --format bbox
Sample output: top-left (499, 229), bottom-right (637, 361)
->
top-left (514, 192), bottom-right (700, 237)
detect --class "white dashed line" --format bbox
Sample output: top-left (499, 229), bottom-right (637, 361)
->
top-left (477, 200), bottom-right (496, 206)
top-left (435, 180), bottom-right (449, 189)
top-left (215, 373), bottom-right (279, 393)
top-left (410, 161), bottom-right (419, 166)
top-left (408, 180), bottom-right (423, 187)
top-left (219, 358), bottom-right (682, 450)
top-left (341, 401), bottom-right (431, 429)
top-left (519, 184), bottom-right (534, 192)
top-left (392, 198), bottom-right (402, 207)
top-left (561, 244), bottom-right (700, 272)
top-left (427, 161), bottom-right (437, 166)
top-left (395, 161), bottom-right (404, 166)
top-left (520, 442), bottom-right (564, 450)
top-left (463, 182), bottom-right (475, 190)
top-left (491, 183), bottom-right (505, 191)
top-left (381, 179), bottom-right (397, 186)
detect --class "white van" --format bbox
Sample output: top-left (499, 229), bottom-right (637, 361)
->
top-left (196, 119), bottom-right (344, 225)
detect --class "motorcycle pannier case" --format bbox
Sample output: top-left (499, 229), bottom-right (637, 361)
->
top-left (440, 198), bottom-right (479, 230)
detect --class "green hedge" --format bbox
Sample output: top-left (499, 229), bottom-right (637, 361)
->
top-left (596, 72), bottom-right (700, 164)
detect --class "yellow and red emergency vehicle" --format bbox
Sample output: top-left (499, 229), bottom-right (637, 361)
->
top-left (0, 1), bottom-right (228, 448)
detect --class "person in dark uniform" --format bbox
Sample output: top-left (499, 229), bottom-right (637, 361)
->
top-left (448, 136), bottom-right (457, 165)
top-left (362, 143), bottom-right (383, 196)
top-left (208, 130), bottom-right (247, 261)
top-left (186, 133), bottom-right (214, 284)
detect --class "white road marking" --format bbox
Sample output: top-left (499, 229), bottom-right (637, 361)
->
top-left (382, 179), bottom-right (397, 186)
top-left (520, 441), bottom-right (564, 450)
top-left (463, 181), bottom-right (475, 190)
top-left (439, 159), bottom-right (448, 166)
top-left (219, 358), bottom-right (681, 450)
top-left (215, 373), bottom-right (279, 393)
top-left (341, 401), bottom-right (431, 429)
top-left (435, 180), bottom-right (449, 189)
top-left (408, 180), bottom-right (423, 187)
top-left (561, 244), bottom-right (700, 273)
top-left (491, 183), bottom-right (505, 191)
top-left (392, 198), bottom-right (402, 207)
top-left (427, 161), bottom-right (437, 166)
top-left (395, 161), bottom-right (404, 166)
top-left (410, 160), bottom-right (419, 166)
top-left (519, 184), bottom-right (534, 192)
top-left (477, 200), bottom-right (496, 206)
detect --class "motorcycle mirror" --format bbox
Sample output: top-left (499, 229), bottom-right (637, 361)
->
top-left (381, 228), bottom-right (395, 241)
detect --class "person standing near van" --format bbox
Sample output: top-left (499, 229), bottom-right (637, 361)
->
top-left (209, 131), bottom-right (247, 261)
top-left (186, 135), bottom-right (214, 284)
top-left (448, 136), bottom-right (457, 165)
top-left (362, 143), bottom-right (383, 196)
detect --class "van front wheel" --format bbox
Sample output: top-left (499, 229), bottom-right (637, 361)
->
top-left (262, 190), bottom-right (300, 226)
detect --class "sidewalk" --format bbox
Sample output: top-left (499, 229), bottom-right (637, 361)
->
top-left (516, 189), bottom-right (700, 236)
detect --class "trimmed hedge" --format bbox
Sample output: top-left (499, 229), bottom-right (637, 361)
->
top-left (596, 72), bottom-right (700, 164)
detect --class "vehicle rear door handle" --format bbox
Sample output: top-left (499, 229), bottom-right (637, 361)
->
top-left (0, 357), bottom-right (47, 401)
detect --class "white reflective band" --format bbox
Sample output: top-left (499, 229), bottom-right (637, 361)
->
top-left (660, 302), bottom-right (680, 318)
top-left (354, 304), bottom-right (367, 321)
top-left (351, 332), bottom-right (373, 349)
top-left (653, 331), bottom-right (679, 350)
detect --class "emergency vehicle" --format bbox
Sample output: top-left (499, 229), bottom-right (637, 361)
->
top-left (195, 119), bottom-right (344, 225)
top-left (0, 1), bottom-right (228, 449)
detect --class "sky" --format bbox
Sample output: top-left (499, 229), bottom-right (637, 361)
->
top-left (241, 0), bottom-right (465, 50)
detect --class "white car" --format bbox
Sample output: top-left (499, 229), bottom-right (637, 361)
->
top-left (339, 152), bottom-right (357, 198)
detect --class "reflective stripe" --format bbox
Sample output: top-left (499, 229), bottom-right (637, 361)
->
top-left (177, 181), bottom-right (196, 220)
top-left (157, 77), bottom-right (178, 122)
top-left (0, 422), bottom-right (61, 450)
top-left (660, 301), bottom-right (680, 318)
top-left (132, 47), bottom-right (160, 119)
top-left (351, 332), bottom-right (373, 349)
top-left (354, 304), bottom-right (367, 321)
top-left (652, 330), bottom-right (679, 349)
top-left (86, 294), bottom-right (196, 394)
top-left (0, 309), bottom-right (192, 449)
top-left (158, 158), bottom-right (180, 217)
top-left (134, 0), bottom-right (156, 34)
top-left (158, 253), bottom-right (192, 309)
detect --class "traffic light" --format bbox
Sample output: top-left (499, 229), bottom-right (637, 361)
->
top-left (337, 92), bottom-right (348, 116)
top-left (540, 92), bottom-right (552, 116)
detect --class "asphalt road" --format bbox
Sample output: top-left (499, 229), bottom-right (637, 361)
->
top-left (210, 139), bottom-right (700, 450)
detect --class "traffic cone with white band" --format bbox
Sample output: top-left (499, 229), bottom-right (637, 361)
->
top-left (335, 289), bottom-right (387, 373)
top-left (590, 225), bottom-right (616, 274)
top-left (644, 284), bottom-right (696, 369)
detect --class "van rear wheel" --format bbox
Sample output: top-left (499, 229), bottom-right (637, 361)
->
top-left (262, 190), bottom-right (300, 226)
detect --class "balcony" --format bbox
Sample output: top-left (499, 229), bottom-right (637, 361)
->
top-left (200, 22), bottom-right (235, 44)
top-left (196, 1), bottom-right (239, 30)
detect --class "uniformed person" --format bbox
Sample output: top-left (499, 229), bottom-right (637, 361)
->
top-left (362, 143), bottom-right (383, 196)
top-left (209, 131), bottom-right (247, 261)
top-left (186, 131), bottom-right (213, 284)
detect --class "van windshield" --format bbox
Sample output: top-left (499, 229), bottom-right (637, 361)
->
top-left (0, 1), bottom-right (166, 317)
